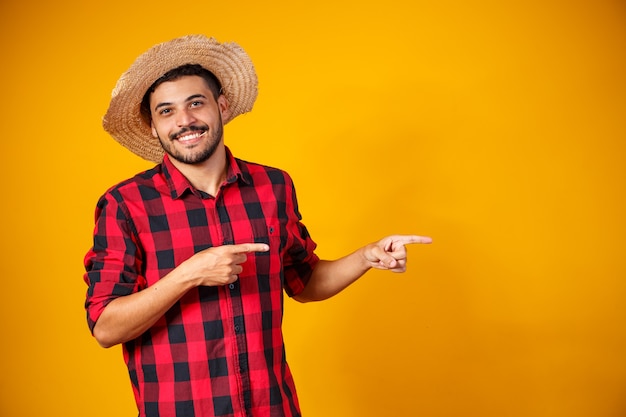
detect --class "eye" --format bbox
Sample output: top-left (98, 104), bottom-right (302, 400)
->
top-left (158, 108), bottom-right (172, 116)
top-left (190, 100), bottom-right (203, 108)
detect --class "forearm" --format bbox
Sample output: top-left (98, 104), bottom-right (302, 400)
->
top-left (91, 243), bottom-right (268, 348)
top-left (93, 269), bottom-right (195, 348)
top-left (293, 234), bottom-right (432, 302)
top-left (294, 246), bottom-right (372, 302)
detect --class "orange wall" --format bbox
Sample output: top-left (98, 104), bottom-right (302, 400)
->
top-left (1, 1), bottom-right (625, 416)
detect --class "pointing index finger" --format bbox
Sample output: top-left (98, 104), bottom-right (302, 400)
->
top-left (406, 235), bottom-right (433, 244)
top-left (391, 235), bottom-right (433, 247)
top-left (229, 243), bottom-right (270, 253)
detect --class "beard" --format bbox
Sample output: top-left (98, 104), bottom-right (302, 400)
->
top-left (157, 114), bottom-right (224, 165)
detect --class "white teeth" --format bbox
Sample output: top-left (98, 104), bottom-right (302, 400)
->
top-left (177, 131), bottom-right (206, 142)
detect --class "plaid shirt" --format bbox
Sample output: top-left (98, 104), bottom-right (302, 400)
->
top-left (84, 148), bottom-right (319, 417)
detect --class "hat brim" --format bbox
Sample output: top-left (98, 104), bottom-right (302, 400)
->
top-left (102, 35), bottom-right (258, 163)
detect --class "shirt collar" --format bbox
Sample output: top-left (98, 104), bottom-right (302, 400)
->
top-left (161, 146), bottom-right (250, 199)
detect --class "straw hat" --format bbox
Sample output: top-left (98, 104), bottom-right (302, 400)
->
top-left (102, 35), bottom-right (258, 163)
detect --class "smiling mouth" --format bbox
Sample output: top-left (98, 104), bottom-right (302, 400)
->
top-left (175, 130), bottom-right (207, 143)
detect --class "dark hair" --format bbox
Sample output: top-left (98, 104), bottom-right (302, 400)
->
top-left (139, 64), bottom-right (223, 125)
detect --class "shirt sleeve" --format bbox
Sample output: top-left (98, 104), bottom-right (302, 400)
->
top-left (281, 174), bottom-right (319, 297)
top-left (83, 191), bottom-right (146, 333)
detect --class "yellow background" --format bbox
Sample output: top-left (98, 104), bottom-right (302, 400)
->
top-left (1, 0), bottom-right (625, 416)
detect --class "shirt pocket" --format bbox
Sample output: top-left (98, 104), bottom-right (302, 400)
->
top-left (235, 219), bottom-right (283, 282)
top-left (250, 218), bottom-right (282, 250)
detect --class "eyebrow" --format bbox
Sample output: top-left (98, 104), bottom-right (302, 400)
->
top-left (154, 94), bottom-right (209, 112)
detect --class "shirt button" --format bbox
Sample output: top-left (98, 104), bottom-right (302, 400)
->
top-left (234, 325), bottom-right (240, 333)
top-left (229, 283), bottom-right (235, 290)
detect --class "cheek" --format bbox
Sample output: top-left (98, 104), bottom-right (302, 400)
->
top-left (151, 121), bottom-right (164, 139)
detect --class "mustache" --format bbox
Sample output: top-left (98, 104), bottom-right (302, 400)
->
top-left (169, 125), bottom-right (208, 140)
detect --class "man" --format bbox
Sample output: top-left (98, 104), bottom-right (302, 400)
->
top-left (84, 35), bottom-right (431, 417)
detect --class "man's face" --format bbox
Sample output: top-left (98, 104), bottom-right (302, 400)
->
top-left (149, 75), bottom-right (230, 165)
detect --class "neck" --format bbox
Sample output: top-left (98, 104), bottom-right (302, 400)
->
top-left (169, 145), bottom-right (228, 197)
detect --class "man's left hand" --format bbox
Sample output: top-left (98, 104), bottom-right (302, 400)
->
top-left (363, 235), bottom-right (432, 272)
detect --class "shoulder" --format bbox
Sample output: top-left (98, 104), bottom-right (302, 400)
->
top-left (235, 157), bottom-right (295, 187)
top-left (97, 165), bottom-right (164, 207)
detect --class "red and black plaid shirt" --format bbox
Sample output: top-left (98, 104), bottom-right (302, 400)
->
top-left (84, 148), bottom-right (319, 417)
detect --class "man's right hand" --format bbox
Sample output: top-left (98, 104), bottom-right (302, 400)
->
top-left (180, 243), bottom-right (270, 287)
top-left (93, 242), bottom-right (270, 348)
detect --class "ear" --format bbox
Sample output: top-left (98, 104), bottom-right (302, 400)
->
top-left (151, 122), bottom-right (158, 138)
top-left (217, 95), bottom-right (231, 121)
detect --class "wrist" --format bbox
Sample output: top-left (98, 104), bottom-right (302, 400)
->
top-left (358, 244), bottom-right (376, 271)
top-left (168, 261), bottom-right (200, 291)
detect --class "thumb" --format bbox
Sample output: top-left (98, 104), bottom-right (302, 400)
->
top-left (367, 244), bottom-right (398, 269)
top-left (379, 255), bottom-right (398, 269)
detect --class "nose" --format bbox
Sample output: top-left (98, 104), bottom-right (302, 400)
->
top-left (175, 109), bottom-right (196, 126)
